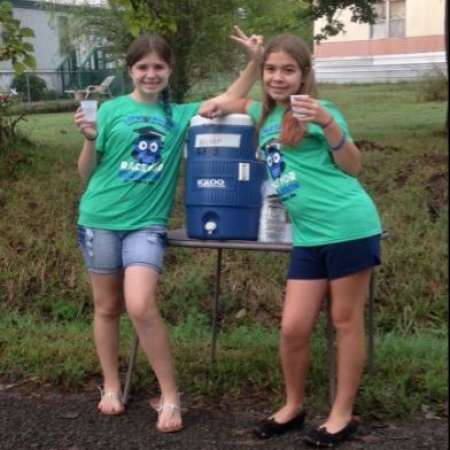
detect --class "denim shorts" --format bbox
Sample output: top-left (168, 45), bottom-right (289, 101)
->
top-left (287, 234), bottom-right (381, 280)
top-left (77, 225), bottom-right (167, 274)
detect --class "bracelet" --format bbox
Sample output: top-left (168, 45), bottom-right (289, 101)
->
top-left (85, 134), bottom-right (97, 141)
top-left (330, 133), bottom-right (347, 152)
top-left (321, 116), bottom-right (334, 129)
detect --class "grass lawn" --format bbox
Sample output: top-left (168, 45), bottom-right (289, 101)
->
top-left (8, 81), bottom-right (448, 331)
top-left (0, 82), bottom-right (447, 417)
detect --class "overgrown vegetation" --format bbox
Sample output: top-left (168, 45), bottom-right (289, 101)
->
top-left (0, 311), bottom-right (446, 417)
top-left (7, 98), bottom-right (87, 115)
top-left (415, 67), bottom-right (448, 103)
top-left (0, 82), bottom-right (447, 417)
top-left (0, 94), bottom-right (29, 176)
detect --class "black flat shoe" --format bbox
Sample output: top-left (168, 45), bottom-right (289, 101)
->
top-left (253, 409), bottom-right (306, 439)
top-left (304, 418), bottom-right (359, 447)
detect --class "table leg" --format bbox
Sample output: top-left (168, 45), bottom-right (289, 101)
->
top-left (210, 248), bottom-right (223, 369)
top-left (122, 332), bottom-right (139, 405)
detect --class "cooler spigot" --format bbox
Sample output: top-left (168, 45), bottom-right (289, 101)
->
top-left (204, 221), bottom-right (217, 235)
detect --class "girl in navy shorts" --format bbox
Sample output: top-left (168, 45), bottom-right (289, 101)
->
top-left (74, 29), bottom-right (263, 432)
top-left (201, 33), bottom-right (382, 447)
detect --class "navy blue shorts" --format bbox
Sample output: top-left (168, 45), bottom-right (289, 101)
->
top-left (287, 235), bottom-right (381, 280)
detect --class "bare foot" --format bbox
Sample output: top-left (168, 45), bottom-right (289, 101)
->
top-left (97, 391), bottom-right (124, 416)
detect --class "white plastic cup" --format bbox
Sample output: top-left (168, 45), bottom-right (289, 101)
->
top-left (290, 94), bottom-right (309, 119)
top-left (81, 100), bottom-right (98, 122)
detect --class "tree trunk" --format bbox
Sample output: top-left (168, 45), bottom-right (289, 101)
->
top-left (445, 0), bottom-right (448, 132)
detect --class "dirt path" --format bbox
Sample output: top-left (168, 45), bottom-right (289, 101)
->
top-left (0, 387), bottom-right (447, 450)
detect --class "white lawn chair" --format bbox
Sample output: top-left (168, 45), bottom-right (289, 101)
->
top-left (84, 75), bottom-right (115, 98)
top-left (65, 75), bottom-right (115, 100)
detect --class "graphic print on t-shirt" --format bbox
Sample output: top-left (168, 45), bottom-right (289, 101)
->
top-left (265, 141), bottom-right (285, 180)
top-left (131, 127), bottom-right (164, 165)
top-left (118, 125), bottom-right (166, 183)
top-left (263, 140), bottom-right (300, 201)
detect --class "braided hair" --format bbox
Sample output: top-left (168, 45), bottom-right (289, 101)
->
top-left (126, 33), bottom-right (174, 129)
top-left (256, 34), bottom-right (318, 148)
top-left (160, 86), bottom-right (174, 129)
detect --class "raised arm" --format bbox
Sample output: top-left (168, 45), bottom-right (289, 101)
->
top-left (199, 26), bottom-right (263, 118)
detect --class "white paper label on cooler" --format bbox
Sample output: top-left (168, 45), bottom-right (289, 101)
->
top-left (238, 163), bottom-right (250, 181)
top-left (195, 133), bottom-right (241, 148)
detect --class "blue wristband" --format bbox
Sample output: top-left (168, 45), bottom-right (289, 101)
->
top-left (330, 133), bottom-right (346, 152)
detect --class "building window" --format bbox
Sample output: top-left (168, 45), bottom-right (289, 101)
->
top-left (370, 0), bottom-right (406, 39)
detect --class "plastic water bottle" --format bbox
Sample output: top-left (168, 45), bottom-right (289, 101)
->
top-left (281, 223), bottom-right (292, 244)
top-left (258, 181), bottom-right (291, 243)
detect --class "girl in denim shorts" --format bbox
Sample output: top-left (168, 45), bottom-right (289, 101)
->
top-left (74, 29), bottom-right (263, 432)
top-left (202, 34), bottom-right (382, 447)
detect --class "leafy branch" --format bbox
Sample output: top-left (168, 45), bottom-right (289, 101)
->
top-left (0, 1), bottom-right (36, 74)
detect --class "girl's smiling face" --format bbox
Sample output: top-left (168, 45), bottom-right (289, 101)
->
top-left (263, 51), bottom-right (302, 105)
top-left (129, 51), bottom-right (172, 102)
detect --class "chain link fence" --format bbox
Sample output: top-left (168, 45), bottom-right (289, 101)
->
top-left (0, 69), bottom-right (131, 106)
top-left (0, 68), bottom-right (235, 111)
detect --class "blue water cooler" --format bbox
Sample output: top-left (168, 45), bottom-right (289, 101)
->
top-left (185, 114), bottom-right (266, 240)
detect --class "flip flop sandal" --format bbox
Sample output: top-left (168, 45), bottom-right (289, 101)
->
top-left (153, 394), bottom-right (183, 433)
top-left (97, 387), bottom-right (125, 416)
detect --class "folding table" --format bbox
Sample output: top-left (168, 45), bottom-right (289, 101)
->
top-left (122, 228), bottom-right (384, 405)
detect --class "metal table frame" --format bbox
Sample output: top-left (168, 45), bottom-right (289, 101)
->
top-left (122, 228), bottom-right (383, 405)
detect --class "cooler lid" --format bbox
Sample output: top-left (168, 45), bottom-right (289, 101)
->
top-left (190, 114), bottom-right (253, 127)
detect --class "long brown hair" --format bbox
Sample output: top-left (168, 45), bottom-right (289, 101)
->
top-left (256, 34), bottom-right (318, 147)
top-left (126, 33), bottom-right (174, 127)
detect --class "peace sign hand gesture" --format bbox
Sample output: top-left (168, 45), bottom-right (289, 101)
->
top-left (230, 25), bottom-right (264, 62)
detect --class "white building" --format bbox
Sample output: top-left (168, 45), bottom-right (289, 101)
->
top-left (0, 0), bottom-right (115, 94)
top-left (313, 0), bottom-right (446, 83)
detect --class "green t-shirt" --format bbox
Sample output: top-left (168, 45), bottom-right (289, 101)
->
top-left (78, 95), bottom-right (200, 230)
top-left (247, 100), bottom-right (382, 246)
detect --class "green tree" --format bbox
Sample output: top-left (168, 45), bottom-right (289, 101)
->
top-left (110, 0), bottom-right (378, 99)
top-left (445, 0), bottom-right (448, 131)
top-left (307, 0), bottom-right (378, 42)
top-left (0, 1), bottom-right (36, 152)
top-left (0, 1), bottom-right (36, 74)
top-left (63, 0), bottom-right (378, 101)
top-left (219, 1), bottom-right (378, 44)
top-left (236, 0), bottom-right (313, 44)
top-left (107, 0), bottom-right (243, 101)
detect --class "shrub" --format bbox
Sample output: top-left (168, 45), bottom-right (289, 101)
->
top-left (0, 94), bottom-right (26, 152)
top-left (415, 66), bottom-right (448, 102)
top-left (42, 90), bottom-right (59, 101)
top-left (0, 94), bottom-right (29, 179)
top-left (7, 99), bottom-right (80, 115)
top-left (11, 73), bottom-right (48, 102)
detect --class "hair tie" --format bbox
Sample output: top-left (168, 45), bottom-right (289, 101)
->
top-left (330, 133), bottom-right (347, 152)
